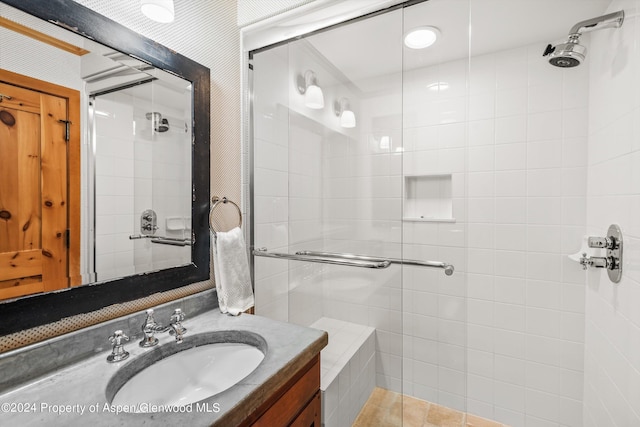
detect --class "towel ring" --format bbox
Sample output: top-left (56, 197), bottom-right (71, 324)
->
top-left (209, 196), bottom-right (242, 237)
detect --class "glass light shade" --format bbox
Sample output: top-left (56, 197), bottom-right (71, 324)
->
top-left (404, 26), bottom-right (440, 49)
top-left (304, 84), bottom-right (325, 109)
top-left (141, 0), bottom-right (175, 23)
top-left (340, 110), bottom-right (356, 128)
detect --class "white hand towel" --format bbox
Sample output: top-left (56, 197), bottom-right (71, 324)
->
top-left (212, 227), bottom-right (254, 315)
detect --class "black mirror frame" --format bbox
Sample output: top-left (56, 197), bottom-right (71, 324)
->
top-left (0, 0), bottom-right (210, 335)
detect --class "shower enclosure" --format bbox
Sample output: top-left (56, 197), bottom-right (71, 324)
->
top-left (88, 78), bottom-right (192, 282)
top-left (247, 0), bottom-right (639, 425)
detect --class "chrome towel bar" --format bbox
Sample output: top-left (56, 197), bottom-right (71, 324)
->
top-left (253, 249), bottom-right (454, 275)
top-left (297, 251), bottom-right (454, 275)
top-left (129, 234), bottom-right (192, 246)
top-left (253, 248), bottom-right (390, 269)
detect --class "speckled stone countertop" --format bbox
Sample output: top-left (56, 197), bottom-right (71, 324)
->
top-left (0, 294), bottom-right (327, 426)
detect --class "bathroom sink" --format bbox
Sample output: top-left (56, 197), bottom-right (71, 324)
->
top-left (106, 331), bottom-right (266, 412)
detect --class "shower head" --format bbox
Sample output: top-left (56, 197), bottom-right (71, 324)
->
top-left (543, 10), bottom-right (624, 68)
top-left (543, 36), bottom-right (586, 68)
top-left (145, 111), bottom-right (170, 133)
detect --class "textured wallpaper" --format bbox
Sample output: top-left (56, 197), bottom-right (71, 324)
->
top-left (237, 0), bottom-right (316, 27)
top-left (75, 0), bottom-right (241, 206)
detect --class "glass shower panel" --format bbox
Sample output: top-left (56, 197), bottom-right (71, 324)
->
top-left (92, 77), bottom-right (191, 282)
top-left (92, 90), bottom-right (138, 281)
top-left (401, 0), bottom-right (470, 417)
top-left (252, 8), bottom-right (406, 426)
top-left (143, 80), bottom-right (192, 271)
top-left (286, 10), bottom-right (405, 425)
top-left (252, 43), bottom-right (291, 323)
top-left (252, 1), bottom-right (476, 424)
top-left (463, 1), bottom-right (590, 425)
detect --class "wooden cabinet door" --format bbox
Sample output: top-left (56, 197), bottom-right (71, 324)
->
top-left (290, 392), bottom-right (320, 427)
top-left (0, 82), bottom-right (69, 299)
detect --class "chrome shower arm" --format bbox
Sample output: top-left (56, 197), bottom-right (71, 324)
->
top-left (568, 10), bottom-right (624, 36)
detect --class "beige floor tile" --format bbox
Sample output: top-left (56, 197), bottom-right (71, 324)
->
top-left (387, 398), bottom-right (404, 425)
top-left (368, 387), bottom-right (397, 407)
top-left (424, 403), bottom-right (465, 427)
top-left (353, 402), bottom-right (388, 426)
top-left (465, 413), bottom-right (504, 427)
top-left (354, 388), bottom-right (506, 427)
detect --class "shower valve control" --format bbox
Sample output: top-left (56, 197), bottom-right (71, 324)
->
top-left (579, 224), bottom-right (623, 283)
top-left (140, 209), bottom-right (157, 236)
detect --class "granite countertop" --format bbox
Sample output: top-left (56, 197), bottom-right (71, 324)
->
top-left (0, 303), bottom-right (327, 426)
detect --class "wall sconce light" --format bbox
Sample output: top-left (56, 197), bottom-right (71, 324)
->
top-left (141, 0), bottom-right (175, 23)
top-left (296, 70), bottom-right (325, 109)
top-left (334, 98), bottom-right (356, 128)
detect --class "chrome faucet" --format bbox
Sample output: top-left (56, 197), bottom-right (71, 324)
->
top-left (139, 308), bottom-right (187, 347)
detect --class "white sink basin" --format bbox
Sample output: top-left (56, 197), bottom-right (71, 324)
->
top-left (108, 332), bottom-right (266, 412)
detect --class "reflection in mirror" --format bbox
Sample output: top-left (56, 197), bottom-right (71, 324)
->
top-left (0, 0), bottom-right (207, 314)
top-left (0, 0), bottom-right (211, 338)
top-left (86, 49), bottom-right (192, 283)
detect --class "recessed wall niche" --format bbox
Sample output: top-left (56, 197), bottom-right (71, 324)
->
top-left (403, 174), bottom-right (455, 222)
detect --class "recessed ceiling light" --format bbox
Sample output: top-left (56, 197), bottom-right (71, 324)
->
top-left (141, 0), bottom-right (175, 23)
top-left (404, 26), bottom-right (440, 49)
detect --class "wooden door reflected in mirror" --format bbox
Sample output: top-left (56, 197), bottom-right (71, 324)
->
top-left (0, 69), bottom-right (80, 300)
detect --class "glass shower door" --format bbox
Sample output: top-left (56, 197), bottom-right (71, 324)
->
top-left (287, 9), bottom-right (406, 426)
top-left (251, 1), bottom-right (472, 425)
top-left (252, 7), bottom-right (406, 426)
top-left (91, 77), bottom-right (192, 282)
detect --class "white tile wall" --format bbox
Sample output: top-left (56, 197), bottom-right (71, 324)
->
top-left (399, 37), bottom-right (589, 422)
top-left (93, 88), bottom-right (191, 281)
top-left (312, 317), bottom-right (376, 427)
top-left (94, 96), bottom-right (136, 280)
top-left (583, 1), bottom-right (640, 426)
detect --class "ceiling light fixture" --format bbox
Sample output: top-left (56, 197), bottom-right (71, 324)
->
top-left (404, 26), bottom-right (440, 49)
top-left (334, 98), bottom-right (356, 128)
top-left (297, 70), bottom-right (325, 109)
top-left (141, 0), bottom-right (175, 23)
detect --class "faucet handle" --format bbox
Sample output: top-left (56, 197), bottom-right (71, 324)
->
top-left (171, 308), bottom-right (185, 323)
top-left (588, 236), bottom-right (613, 249)
top-left (107, 330), bottom-right (130, 363)
top-left (109, 329), bottom-right (129, 345)
top-left (579, 253), bottom-right (590, 270)
top-left (169, 309), bottom-right (187, 343)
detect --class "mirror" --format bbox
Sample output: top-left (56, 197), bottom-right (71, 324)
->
top-left (0, 0), bottom-right (210, 335)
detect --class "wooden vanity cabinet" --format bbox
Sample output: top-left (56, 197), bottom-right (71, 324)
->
top-left (246, 355), bottom-right (321, 427)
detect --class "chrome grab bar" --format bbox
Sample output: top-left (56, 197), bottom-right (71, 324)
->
top-left (129, 234), bottom-right (192, 246)
top-left (253, 248), bottom-right (390, 269)
top-left (296, 250), bottom-right (454, 276)
top-left (252, 248), bottom-right (454, 275)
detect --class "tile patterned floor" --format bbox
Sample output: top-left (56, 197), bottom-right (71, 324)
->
top-left (353, 388), bottom-right (510, 427)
